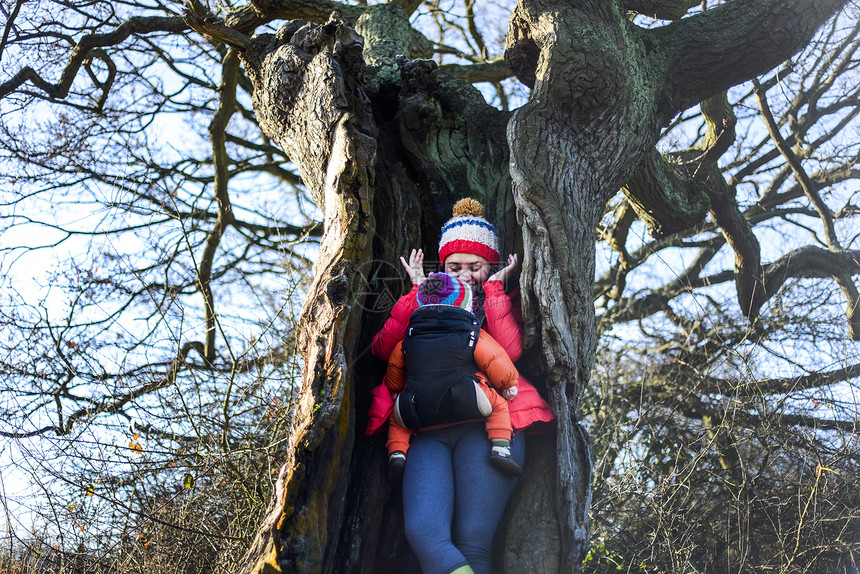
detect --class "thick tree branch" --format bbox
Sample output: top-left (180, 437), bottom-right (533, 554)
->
top-left (762, 246), bottom-right (860, 334)
top-left (504, 7), bottom-right (539, 89)
top-left (705, 169), bottom-right (766, 320)
top-left (622, 0), bottom-right (698, 20)
top-left (620, 92), bottom-right (739, 240)
top-left (754, 363), bottom-right (860, 397)
top-left (621, 148), bottom-right (710, 237)
top-left (184, 9), bottom-right (251, 52)
top-left (391, 0), bottom-right (424, 17)
top-left (832, 272), bottom-right (860, 340)
top-left (608, 246), bottom-right (860, 325)
top-left (225, 0), bottom-right (365, 33)
top-left (439, 58), bottom-right (512, 83)
top-left (683, 399), bottom-right (860, 435)
top-left (354, 4), bottom-right (432, 68)
top-left (656, 0), bottom-right (848, 121)
top-left (697, 93), bottom-right (766, 321)
top-left (698, 92), bottom-right (737, 159)
top-left (666, 361), bottom-right (860, 399)
top-left (764, 413), bottom-right (859, 433)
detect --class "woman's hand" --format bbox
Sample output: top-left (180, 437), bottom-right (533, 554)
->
top-left (502, 386), bottom-right (518, 401)
top-left (488, 253), bottom-right (518, 283)
top-left (400, 248), bottom-right (426, 285)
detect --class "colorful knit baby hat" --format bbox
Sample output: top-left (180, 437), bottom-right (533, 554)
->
top-left (417, 273), bottom-right (473, 311)
top-left (438, 198), bottom-right (500, 265)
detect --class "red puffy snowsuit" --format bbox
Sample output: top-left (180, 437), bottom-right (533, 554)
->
top-left (366, 280), bottom-right (554, 436)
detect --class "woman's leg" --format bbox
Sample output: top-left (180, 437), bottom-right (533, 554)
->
top-left (450, 424), bottom-right (526, 574)
top-left (402, 427), bottom-right (469, 574)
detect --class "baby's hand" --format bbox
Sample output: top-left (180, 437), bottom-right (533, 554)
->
top-left (488, 253), bottom-right (519, 283)
top-left (400, 248), bottom-right (426, 285)
top-left (502, 386), bottom-right (518, 401)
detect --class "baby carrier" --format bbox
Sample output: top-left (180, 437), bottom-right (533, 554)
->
top-left (393, 305), bottom-right (494, 430)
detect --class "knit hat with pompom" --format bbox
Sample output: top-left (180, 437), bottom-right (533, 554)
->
top-left (438, 198), bottom-right (500, 265)
top-left (416, 272), bottom-right (473, 312)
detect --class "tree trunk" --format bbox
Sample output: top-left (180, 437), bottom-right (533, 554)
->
top-left (236, 15), bottom-right (563, 574)
top-left (236, 18), bottom-right (378, 573)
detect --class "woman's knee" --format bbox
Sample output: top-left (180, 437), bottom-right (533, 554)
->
top-left (403, 511), bottom-right (436, 548)
top-left (404, 515), bottom-right (465, 574)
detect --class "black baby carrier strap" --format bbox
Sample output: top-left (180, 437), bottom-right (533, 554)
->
top-left (393, 306), bottom-right (492, 430)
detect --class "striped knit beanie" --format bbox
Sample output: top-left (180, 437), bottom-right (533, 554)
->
top-left (416, 273), bottom-right (473, 311)
top-left (438, 198), bottom-right (500, 265)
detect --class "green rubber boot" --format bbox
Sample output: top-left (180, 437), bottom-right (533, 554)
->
top-left (449, 566), bottom-right (475, 574)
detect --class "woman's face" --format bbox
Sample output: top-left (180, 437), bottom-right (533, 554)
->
top-left (444, 252), bottom-right (491, 293)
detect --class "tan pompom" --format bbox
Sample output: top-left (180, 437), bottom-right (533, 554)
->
top-left (452, 198), bottom-right (485, 218)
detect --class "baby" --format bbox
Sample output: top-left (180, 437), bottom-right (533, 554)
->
top-left (383, 272), bottom-right (521, 481)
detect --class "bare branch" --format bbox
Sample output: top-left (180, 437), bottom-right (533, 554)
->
top-left (753, 78), bottom-right (842, 250)
top-left (0, 342), bottom-right (206, 439)
top-left (391, 0), bottom-right (423, 17)
top-left (756, 363), bottom-right (860, 396)
top-left (0, 16), bottom-right (188, 101)
top-left (669, 361), bottom-right (860, 399)
top-left (463, 0), bottom-right (488, 60)
top-left (609, 247), bottom-right (860, 325)
top-left (0, 0), bottom-right (25, 61)
top-left (184, 9), bottom-right (251, 52)
top-left (762, 246), bottom-right (860, 337)
top-left (622, 147), bottom-right (710, 237)
top-left (197, 48), bottom-right (241, 362)
top-left (439, 58), bottom-right (512, 83)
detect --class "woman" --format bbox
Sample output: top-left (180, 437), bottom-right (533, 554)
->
top-left (367, 199), bottom-right (554, 574)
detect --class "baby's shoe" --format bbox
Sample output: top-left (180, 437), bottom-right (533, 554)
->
top-left (489, 442), bottom-right (523, 477)
top-left (388, 451), bottom-right (406, 484)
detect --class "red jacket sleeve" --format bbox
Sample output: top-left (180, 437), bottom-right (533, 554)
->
top-left (473, 329), bottom-right (518, 391)
top-left (482, 280), bottom-right (523, 361)
top-left (366, 342), bottom-right (407, 436)
top-left (483, 282), bottom-right (556, 432)
top-left (365, 384), bottom-right (395, 435)
top-left (371, 285), bottom-right (419, 361)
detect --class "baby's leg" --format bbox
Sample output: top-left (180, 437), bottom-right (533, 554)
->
top-left (386, 416), bottom-right (413, 483)
top-left (478, 385), bottom-right (522, 476)
top-left (386, 416), bottom-right (413, 455)
top-left (480, 385), bottom-right (512, 443)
